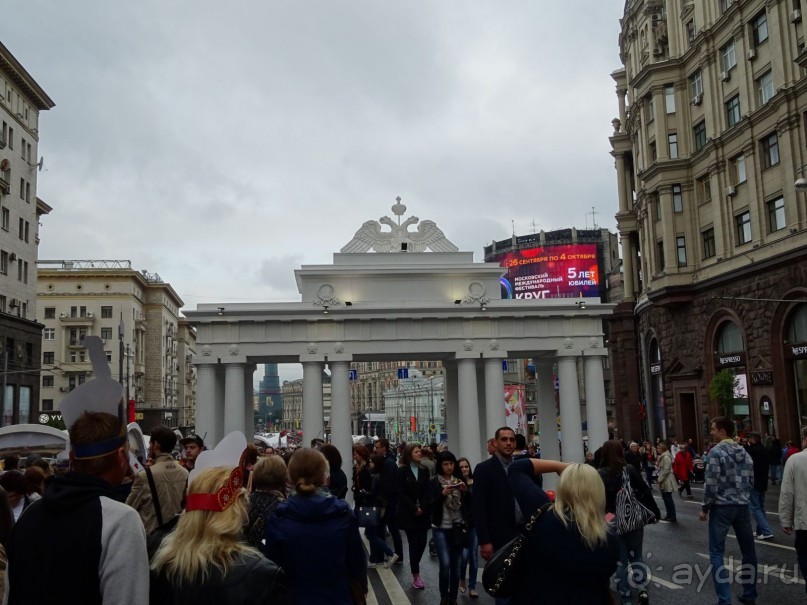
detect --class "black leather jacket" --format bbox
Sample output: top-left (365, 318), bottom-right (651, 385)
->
top-left (150, 551), bottom-right (288, 605)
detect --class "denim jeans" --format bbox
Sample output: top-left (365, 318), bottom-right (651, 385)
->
top-left (615, 527), bottom-right (648, 602)
top-left (433, 527), bottom-right (463, 599)
top-left (460, 526), bottom-right (479, 589)
top-left (660, 491), bottom-right (676, 519)
top-left (748, 489), bottom-right (772, 536)
top-left (708, 505), bottom-right (757, 604)
top-left (365, 524), bottom-right (393, 563)
top-left (769, 464), bottom-right (781, 483)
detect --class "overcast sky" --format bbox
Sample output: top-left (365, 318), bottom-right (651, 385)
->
top-left (3, 1), bottom-right (624, 383)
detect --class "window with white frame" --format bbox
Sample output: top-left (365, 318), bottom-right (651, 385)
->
top-left (44, 328), bottom-right (55, 340)
top-left (664, 84), bottom-right (676, 113)
top-left (767, 196), bottom-right (785, 232)
top-left (690, 70), bottom-right (703, 98)
top-left (736, 211), bottom-right (752, 244)
top-left (723, 39), bottom-right (737, 71)
top-left (1, 208), bottom-right (8, 231)
top-left (731, 154), bottom-right (747, 183)
top-left (757, 70), bottom-right (774, 106)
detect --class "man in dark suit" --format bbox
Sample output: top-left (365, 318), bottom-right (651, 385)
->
top-left (474, 427), bottom-right (540, 604)
top-left (374, 438), bottom-right (404, 562)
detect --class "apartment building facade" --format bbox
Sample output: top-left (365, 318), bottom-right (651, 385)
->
top-left (0, 42), bottom-right (54, 425)
top-left (36, 260), bottom-right (191, 430)
top-left (610, 0), bottom-right (807, 447)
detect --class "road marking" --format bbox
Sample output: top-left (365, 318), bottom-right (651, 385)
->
top-left (726, 533), bottom-right (795, 551)
top-left (361, 533), bottom-right (411, 605)
top-left (697, 552), bottom-right (804, 584)
top-left (648, 574), bottom-right (684, 590)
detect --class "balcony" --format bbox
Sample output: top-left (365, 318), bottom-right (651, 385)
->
top-left (60, 312), bottom-right (95, 325)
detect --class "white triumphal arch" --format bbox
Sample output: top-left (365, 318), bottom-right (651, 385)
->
top-left (185, 203), bottom-right (612, 480)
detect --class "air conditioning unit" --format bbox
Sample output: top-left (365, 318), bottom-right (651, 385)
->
top-left (8, 252), bottom-right (16, 261)
top-left (747, 48), bottom-right (757, 60)
top-left (86, 312), bottom-right (93, 318)
top-left (652, 47), bottom-right (664, 56)
top-left (691, 94), bottom-right (703, 106)
top-left (792, 9), bottom-right (802, 23)
top-left (651, 14), bottom-right (662, 24)
top-left (100, 339), bottom-right (106, 344)
top-left (59, 387), bottom-right (67, 392)
top-left (726, 186), bottom-right (737, 197)
top-left (720, 71), bottom-right (730, 82)
top-left (9, 298), bottom-right (19, 308)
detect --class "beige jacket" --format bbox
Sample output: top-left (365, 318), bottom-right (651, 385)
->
top-left (657, 451), bottom-right (676, 493)
top-left (779, 449), bottom-right (807, 531)
top-left (126, 453), bottom-right (188, 533)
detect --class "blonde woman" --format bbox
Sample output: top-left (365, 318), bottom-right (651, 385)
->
top-left (263, 448), bottom-right (367, 605)
top-left (508, 458), bottom-right (619, 605)
top-left (150, 466), bottom-right (286, 605)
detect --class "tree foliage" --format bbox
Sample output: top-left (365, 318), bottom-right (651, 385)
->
top-left (709, 369), bottom-right (739, 418)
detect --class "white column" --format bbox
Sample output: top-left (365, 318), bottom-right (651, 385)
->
top-left (584, 353), bottom-right (610, 452)
top-left (329, 361), bottom-right (352, 480)
top-left (224, 363), bottom-right (246, 437)
top-left (557, 354), bottom-right (584, 463)
top-left (457, 358), bottom-right (482, 467)
top-left (212, 367), bottom-right (225, 447)
top-left (302, 361), bottom-right (324, 445)
top-left (534, 359), bottom-right (560, 490)
top-left (194, 363), bottom-right (216, 443)
top-left (444, 362), bottom-right (459, 451)
top-left (484, 357), bottom-right (506, 443)
top-left (244, 365), bottom-right (256, 437)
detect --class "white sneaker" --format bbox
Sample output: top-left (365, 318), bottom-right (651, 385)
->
top-left (755, 533), bottom-right (774, 541)
top-left (384, 553), bottom-right (399, 568)
top-left (367, 561), bottom-right (381, 569)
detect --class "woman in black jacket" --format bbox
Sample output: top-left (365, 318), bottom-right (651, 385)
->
top-left (598, 440), bottom-right (660, 605)
top-left (396, 443), bottom-right (432, 590)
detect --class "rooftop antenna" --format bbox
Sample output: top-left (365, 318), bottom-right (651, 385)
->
top-left (511, 220), bottom-right (516, 237)
top-left (586, 206), bottom-right (599, 229)
top-left (530, 219), bottom-right (538, 234)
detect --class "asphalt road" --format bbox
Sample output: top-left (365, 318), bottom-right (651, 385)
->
top-left (363, 482), bottom-right (805, 604)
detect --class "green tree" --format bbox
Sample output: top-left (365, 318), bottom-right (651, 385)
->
top-left (709, 369), bottom-right (739, 418)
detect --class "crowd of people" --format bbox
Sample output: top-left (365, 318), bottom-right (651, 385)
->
top-left (0, 380), bottom-right (804, 605)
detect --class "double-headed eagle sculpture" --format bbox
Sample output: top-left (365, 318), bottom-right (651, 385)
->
top-left (341, 203), bottom-right (459, 253)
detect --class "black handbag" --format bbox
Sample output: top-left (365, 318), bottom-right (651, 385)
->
top-left (355, 506), bottom-right (382, 527)
top-left (452, 522), bottom-right (470, 548)
top-left (482, 502), bottom-right (552, 598)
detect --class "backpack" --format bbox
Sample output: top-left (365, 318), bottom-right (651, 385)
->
top-left (614, 467), bottom-right (656, 535)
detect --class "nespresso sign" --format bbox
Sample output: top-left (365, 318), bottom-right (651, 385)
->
top-left (714, 352), bottom-right (745, 367)
top-left (787, 343), bottom-right (807, 359)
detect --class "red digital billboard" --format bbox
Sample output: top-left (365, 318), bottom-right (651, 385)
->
top-left (492, 244), bottom-right (601, 299)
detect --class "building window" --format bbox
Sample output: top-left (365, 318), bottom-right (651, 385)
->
top-left (690, 70), bottom-right (703, 98)
top-left (752, 11), bottom-right (768, 47)
top-left (41, 399), bottom-right (53, 411)
top-left (702, 228), bottom-right (716, 259)
top-left (676, 236), bottom-right (687, 267)
top-left (731, 154), bottom-right (747, 183)
top-left (44, 328), bottom-right (55, 340)
top-left (668, 133), bottom-right (678, 158)
top-left (686, 20), bottom-right (696, 46)
top-left (736, 211), bottom-right (752, 244)
top-left (649, 140), bottom-right (657, 161)
top-left (767, 196), bottom-right (786, 232)
top-left (698, 175), bottom-right (712, 203)
top-left (0, 251), bottom-right (6, 275)
top-left (42, 375), bottom-right (53, 387)
top-left (672, 184), bottom-right (683, 212)
top-left (761, 132), bottom-right (780, 168)
top-left (17, 218), bottom-right (23, 240)
top-left (694, 121), bottom-right (707, 151)
top-left (1, 208), bottom-right (8, 231)
top-left (726, 95), bottom-right (741, 128)
top-left (105, 350), bottom-right (112, 363)
top-left (101, 306), bottom-right (113, 318)
top-left (44, 307), bottom-right (55, 319)
top-left (757, 70), bottom-right (774, 106)
top-left (101, 327), bottom-right (112, 340)
top-left (722, 39), bottom-right (737, 71)
top-left (656, 240), bottom-right (665, 272)
top-left (23, 221), bottom-right (28, 243)
top-left (654, 193), bottom-right (660, 220)
top-left (664, 84), bottom-right (676, 113)
top-left (646, 95), bottom-right (654, 122)
top-left (43, 352), bottom-right (54, 364)
top-left (18, 178), bottom-right (23, 200)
